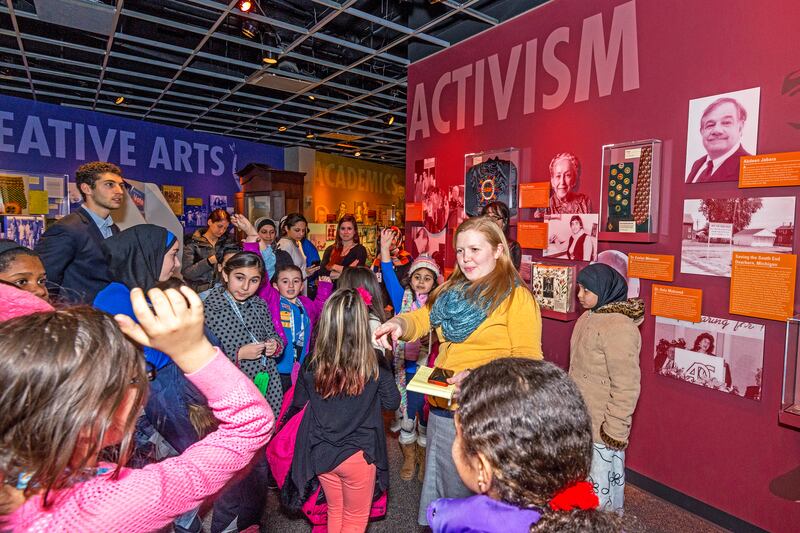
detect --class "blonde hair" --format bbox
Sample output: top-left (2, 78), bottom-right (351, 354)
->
top-left (429, 216), bottom-right (525, 310)
top-left (310, 289), bottom-right (379, 398)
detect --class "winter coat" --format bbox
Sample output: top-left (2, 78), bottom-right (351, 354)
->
top-left (181, 230), bottom-right (230, 292)
top-left (569, 298), bottom-right (644, 448)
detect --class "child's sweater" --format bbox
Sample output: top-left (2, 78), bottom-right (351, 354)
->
top-left (242, 241), bottom-right (333, 351)
top-left (7, 350), bottom-right (274, 533)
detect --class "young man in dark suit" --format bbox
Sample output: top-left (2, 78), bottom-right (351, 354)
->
top-left (36, 161), bottom-right (124, 302)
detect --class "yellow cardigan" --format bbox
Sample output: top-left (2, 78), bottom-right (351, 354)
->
top-left (398, 286), bottom-right (543, 408)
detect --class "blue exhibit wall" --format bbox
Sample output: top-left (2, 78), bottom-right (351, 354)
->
top-left (0, 94), bottom-right (284, 201)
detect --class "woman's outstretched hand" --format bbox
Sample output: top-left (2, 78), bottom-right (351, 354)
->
top-left (116, 286), bottom-right (215, 374)
top-left (373, 318), bottom-right (405, 350)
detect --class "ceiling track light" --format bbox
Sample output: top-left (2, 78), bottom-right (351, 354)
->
top-left (238, 0), bottom-right (253, 12)
top-left (262, 49), bottom-right (277, 65)
top-left (305, 131), bottom-right (315, 139)
top-left (114, 95), bottom-right (125, 105)
top-left (387, 115), bottom-right (395, 125)
top-left (278, 125), bottom-right (287, 132)
top-left (307, 94), bottom-right (315, 101)
top-left (242, 20), bottom-right (258, 39)
top-left (354, 151), bottom-right (361, 157)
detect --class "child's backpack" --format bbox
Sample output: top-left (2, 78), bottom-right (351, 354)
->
top-left (265, 382), bottom-right (388, 529)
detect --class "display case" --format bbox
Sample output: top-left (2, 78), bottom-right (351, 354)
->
top-left (781, 315), bottom-right (800, 429)
top-left (464, 147), bottom-right (519, 217)
top-left (599, 139), bottom-right (661, 243)
top-left (233, 163), bottom-right (305, 225)
top-left (530, 262), bottom-right (579, 320)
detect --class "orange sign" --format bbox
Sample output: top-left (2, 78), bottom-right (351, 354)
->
top-left (517, 221), bottom-right (548, 249)
top-left (730, 252), bottom-right (796, 321)
top-left (519, 182), bottom-right (550, 208)
top-left (651, 284), bottom-right (702, 323)
top-left (628, 253), bottom-right (674, 282)
top-left (739, 151), bottom-right (800, 188)
top-left (406, 203), bottom-right (423, 222)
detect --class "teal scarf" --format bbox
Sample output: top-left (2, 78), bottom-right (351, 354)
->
top-left (430, 282), bottom-right (499, 343)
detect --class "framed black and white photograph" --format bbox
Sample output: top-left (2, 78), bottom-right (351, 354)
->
top-left (543, 213), bottom-right (598, 262)
top-left (685, 88), bottom-right (760, 184)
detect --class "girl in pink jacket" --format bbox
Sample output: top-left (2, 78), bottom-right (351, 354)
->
top-left (0, 285), bottom-right (274, 533)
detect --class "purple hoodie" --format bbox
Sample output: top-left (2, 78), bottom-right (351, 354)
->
top-left (242, 241), bottom-right (333, 347)
top-left (428, 495), bottom-right (542, 533)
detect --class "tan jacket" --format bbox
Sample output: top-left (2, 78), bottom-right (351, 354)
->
top-left (568, 299), bottom-right (643, 448)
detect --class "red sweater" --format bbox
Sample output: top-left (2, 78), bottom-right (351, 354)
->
top-left (7, 350), bottom-right (274, 532)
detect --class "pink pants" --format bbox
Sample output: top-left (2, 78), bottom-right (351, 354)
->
top-left (317, 451), bottom-right (376, 533)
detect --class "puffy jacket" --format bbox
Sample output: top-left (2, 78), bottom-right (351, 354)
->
top-left (181, 230), bottom-right (230, 292)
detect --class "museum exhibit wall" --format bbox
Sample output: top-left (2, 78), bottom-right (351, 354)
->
top-left (405, 0), bottom-right (800, 530)
top-left (285, 147), bottom-right (405, 225)
top-left (0, 93), bottom-right (284, 205)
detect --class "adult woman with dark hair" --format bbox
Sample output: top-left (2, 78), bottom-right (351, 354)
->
top-left (231, 214), bottom-right (292, 281)
top-left (374, 216), bottom-right (543, 526)
top-left (692, 332), bottom-right (732, 388)
top-left (181, 208), bottom-right (231, 292)
top-left (277, 213), bottom-right (318, 286)
top-left (320, 214), bottom-right (367, 280)
top-left (481, 201), bottom-right (521, 270)
top-left (566, 215), bottom-right (594, 261)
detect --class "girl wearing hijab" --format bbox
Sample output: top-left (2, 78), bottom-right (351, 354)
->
top-left (568, 263), bottom-right (644, 512)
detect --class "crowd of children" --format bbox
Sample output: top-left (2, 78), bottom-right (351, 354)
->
top-left (0, 202), bottom-right (643, 532)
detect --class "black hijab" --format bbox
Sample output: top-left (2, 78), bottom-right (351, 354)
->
top-left (102, 224), bottom-right (177, 292)
top-left (577, 263), bottom-right (628, 310)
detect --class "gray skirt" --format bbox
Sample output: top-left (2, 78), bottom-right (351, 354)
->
top-left (417, 410), bottom-right (474, 525)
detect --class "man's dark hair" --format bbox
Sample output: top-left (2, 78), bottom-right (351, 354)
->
top-left (75, 162), bottom-right (122, 200)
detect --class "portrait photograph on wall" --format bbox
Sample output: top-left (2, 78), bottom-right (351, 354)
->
top-left (446, 184), bottom-right (467, 229)
top-left (681, 196), bottom-right (795, 277)
top-left (546, 151), bottom-right (593, 215)
top-left (209, 195), bottom-right (228, 210)
top-left (413, 157), bottom-right (436, 204)
top-left (685, 87), bottom-right (761, 184)
top-left (184, 204), bottom-right (209, 228)
top-left (464, 148), bottom-right (519, 217)
top-left (543, 213), bottom-right (598, 262)
top-left (654, 315), bottom-right (765, 400)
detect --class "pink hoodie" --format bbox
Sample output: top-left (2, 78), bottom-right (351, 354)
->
top-left (3, 285), bottom-right (275, 532)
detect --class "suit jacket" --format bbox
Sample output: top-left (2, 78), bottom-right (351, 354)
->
top-left (687, 144), bottom-right (751, 183)
top-left (35, 206), bottom-right (118, 303)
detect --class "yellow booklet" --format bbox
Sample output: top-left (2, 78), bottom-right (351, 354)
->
top-left (407, 365), bottom-right (456, 402)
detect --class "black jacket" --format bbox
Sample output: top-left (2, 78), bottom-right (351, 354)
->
top-left (181, 229), bottom-right (230, 292)
top-left (285, 354), bottom-right (399, 510)
top-left (35, 205), bottom-right (118, 303)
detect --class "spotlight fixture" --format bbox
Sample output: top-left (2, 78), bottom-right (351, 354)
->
top-left (262, 50), bottom-right (277, 65)
top-left (241, 20), bottom-right (258, 39)
top-left (114, 95), bottom-right (125, 105)
top-left (278, 125), bottom-right (287, 132)
top-left (238, 0), bottom-right (253, 12)
top-left (307, 95), bottom-right (315, 100)
top-left (305, 131), bottom-right (315, 139)
top-left (387, 115), bottom-right (395, 125)
top-left (354, 151), bottom-right (361, 157)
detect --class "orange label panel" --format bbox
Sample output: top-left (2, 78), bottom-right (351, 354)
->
top-left (651, 284), bottom-right (702, 323)
top-left (628, 253), bottom-right (674, 282)
top-left (730, 252), bottom-right (796, 321)
top-left (406, 202), bottom-right (423, 222)
top-left (519, 182), bottom-right (550, 208)
top-left (739, 151), bottom-right (800, 188)
top-left (517, 221), bottom-right (548, 249)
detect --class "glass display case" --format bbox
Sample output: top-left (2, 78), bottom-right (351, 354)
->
top-left (599, 139), bottom-right (661, 243)
top-left (781, 315), bottom-right (800, 429)
top-left (464, 147), bottom-right (520, 217)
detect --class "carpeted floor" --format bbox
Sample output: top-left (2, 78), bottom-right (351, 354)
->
top-left (256, 429), bottom-right (728, 532)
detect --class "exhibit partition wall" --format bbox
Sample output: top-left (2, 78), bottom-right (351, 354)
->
top-left (0, 94), bottom-right (283, 229)
top-left (404, 0), bottom-right (800, 531)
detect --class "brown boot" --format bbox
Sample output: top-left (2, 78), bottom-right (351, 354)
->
top-left (416, 443), bottom-right (426, 482)
top-left (400, 442), bottom-right (417, 481)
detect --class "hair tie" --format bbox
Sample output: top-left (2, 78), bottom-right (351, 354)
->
top-left (548, 481), bottom-right (599, 512)
top-left (355, 287), bottom-right (372, 306)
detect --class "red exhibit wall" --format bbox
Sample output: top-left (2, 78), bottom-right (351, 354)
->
top-left (405, 0), bottom-right (800, 531)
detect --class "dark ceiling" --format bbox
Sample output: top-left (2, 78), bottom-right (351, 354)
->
top-left (0, 0), bottom-right (547, 167)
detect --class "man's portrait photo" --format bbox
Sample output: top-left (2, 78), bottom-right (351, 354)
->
top-left (685, 87), bottom-right (760, 184)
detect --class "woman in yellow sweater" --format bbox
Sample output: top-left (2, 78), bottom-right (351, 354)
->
top-left (374, 216), bottom-right (543, 526)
